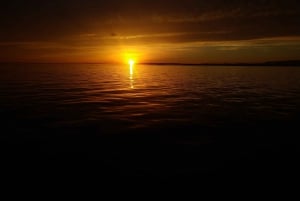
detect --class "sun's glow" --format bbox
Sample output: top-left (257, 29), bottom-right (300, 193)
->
top-left (129, 59), bottom-right (135, 66)
top-left (122, 49), bottom-right (139, 65)
top-left (129, 59), bottom-right (135, 75)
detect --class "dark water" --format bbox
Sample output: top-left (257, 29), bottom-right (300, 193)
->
top-left (1, 63), bottom-right (300, 178)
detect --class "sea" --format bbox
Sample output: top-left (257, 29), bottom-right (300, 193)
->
top-left (0, 63), bottom-right (300, 178)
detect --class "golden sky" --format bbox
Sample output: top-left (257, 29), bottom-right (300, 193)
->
top-left (0, 0), bottom-right (300, 63)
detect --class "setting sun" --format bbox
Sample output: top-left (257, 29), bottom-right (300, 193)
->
top-left (129, 59), bottom-right (135, 66)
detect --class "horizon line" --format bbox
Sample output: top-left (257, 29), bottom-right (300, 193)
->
top-left (1, 60), bottom-right (300, 66)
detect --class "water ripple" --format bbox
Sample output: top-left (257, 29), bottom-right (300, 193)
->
top-left (1, 64), bottom-right (300, 133)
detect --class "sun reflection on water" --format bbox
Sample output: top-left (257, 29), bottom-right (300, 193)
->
top-left (129, 59), bottom-right (135, 89)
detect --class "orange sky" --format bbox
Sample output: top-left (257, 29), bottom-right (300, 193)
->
top-left (0, 0), bottom-right (300, 63)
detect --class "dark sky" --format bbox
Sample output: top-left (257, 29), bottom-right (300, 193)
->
top-left (1, 0), bottom-right (300, 63)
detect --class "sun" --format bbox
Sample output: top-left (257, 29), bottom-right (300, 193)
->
top-left (128, 59), bottom-right (135, 66)
top-left (122, 50), bottom-right (138, 65)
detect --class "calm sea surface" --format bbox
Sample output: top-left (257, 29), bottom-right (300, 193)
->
top-left (1, 63), bottom-right (300, 176)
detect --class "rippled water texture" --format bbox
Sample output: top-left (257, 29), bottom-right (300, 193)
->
top-left (1, 63), bottom-right (300, 134)
top-left (1, 63), bottom-right (300, 177)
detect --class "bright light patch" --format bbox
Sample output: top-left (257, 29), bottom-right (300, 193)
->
top-left (129, 59), bottom-right (135, 75)
top-left (129, 59), bottom-right (135, 67)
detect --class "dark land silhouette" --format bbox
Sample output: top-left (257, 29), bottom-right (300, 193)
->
top-left (142, 60), bottom-right (300, 66)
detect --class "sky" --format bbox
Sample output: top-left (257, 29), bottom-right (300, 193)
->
top-left (0, 0), bottom-right (300, 64)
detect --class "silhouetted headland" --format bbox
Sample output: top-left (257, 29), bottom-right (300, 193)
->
top-left (142, 60), bottom-right (300, 66)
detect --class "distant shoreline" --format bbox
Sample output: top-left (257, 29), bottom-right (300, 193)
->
top-left (141, 60), bottom-right (300, 66)
top-left (1, 60), bottom-right (300, 66)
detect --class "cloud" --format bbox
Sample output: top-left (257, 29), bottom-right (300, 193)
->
top-left (0, 0), bottom-right (300, 62)
top-left (1, 0), bottom-right (299, 41)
